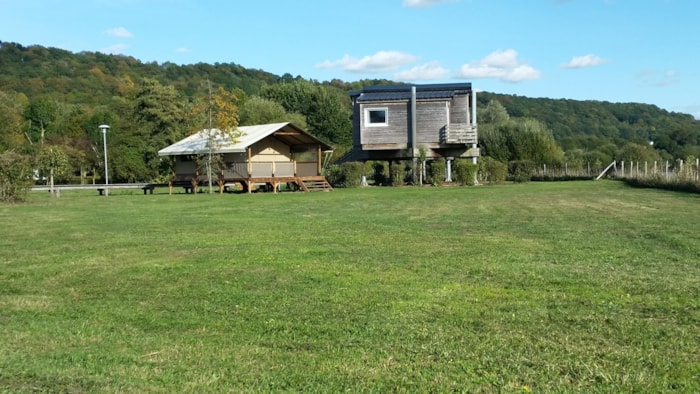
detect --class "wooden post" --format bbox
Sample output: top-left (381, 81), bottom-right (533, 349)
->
top-left (317, 145), bottom-right (322, 176)
top-left (247, 147), bottom-right (252, 176)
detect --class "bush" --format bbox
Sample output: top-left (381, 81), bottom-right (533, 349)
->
top-left (390, 161), bottom-right (409, 186)
top-left (325, 162), bottom-right (366, 188)
top-left (478, 157), bottom-right (507, 184)
top-left (509, 160), bottom-right (535, 183)
top-left (372, 161), bottom-right (388, 186)
top-left (428, 158), bottom-right (446, 186)
top-left (0, 150), bottom-right (33, 203)
top-left (454, 159), bottom-right (478, 186)
top-left (623, 176), bottom-right (700, 194)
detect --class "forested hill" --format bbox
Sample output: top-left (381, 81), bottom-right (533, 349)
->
top-left (479, 92), bottom-right (700, 159)
top-left (1, 40), bottom-right (699, 162)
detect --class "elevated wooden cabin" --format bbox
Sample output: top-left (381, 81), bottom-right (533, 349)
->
top-left (347, 83), bottom-right (479, 181)
top-left (158, 122), bottom-right (333, 193)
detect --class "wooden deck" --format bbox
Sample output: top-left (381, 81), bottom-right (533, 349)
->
top-left (172, 175), bottom-right (333, 194)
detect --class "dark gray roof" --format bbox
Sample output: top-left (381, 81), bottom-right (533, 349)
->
top-left (352, 82), bottom-right (473, 102)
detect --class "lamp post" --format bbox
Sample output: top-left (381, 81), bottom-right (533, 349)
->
top-left (99, 124), bottom-right (110, 196)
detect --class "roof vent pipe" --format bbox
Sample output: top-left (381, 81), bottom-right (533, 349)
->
top-left (411, 85), bottom-right (417, 155)
top-left (471, 89), bottom-right (477, 126)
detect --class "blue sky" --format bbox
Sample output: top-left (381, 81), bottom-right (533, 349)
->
top-left (1, 0), bottom-right (698, 118)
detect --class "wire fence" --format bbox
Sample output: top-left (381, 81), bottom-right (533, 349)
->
top-left (533, 159), bottom-right (700, 182)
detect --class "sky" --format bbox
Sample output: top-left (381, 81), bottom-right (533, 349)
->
top-left (1, 0), bottom-right (699, 118)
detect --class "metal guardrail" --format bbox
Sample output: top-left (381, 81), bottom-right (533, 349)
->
top-left (31, 183), bottom-right (154, 191)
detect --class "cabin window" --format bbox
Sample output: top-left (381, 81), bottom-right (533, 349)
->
top-left (364, 107), bottom-right (388, 127)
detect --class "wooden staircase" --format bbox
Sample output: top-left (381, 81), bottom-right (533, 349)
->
top-left (297, 177), bottom-right (333, 192)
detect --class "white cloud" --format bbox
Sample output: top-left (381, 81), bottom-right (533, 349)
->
top-left (176, 47), bottom-right (191, 53)
top-left (394, 61), bottom-right (450, 80)
top-left (561, 54), bottom-right (608, 69)
top-left (105, 27), bottom-right (134, 39)
top-left (457, 49), bottom-right (541, 82)
top-left (403, 0), bottom-right (455, 8)
top-left (101, 43), bottom-right (128, 55)
top-left (316, 51), bottom-right (419, 73)
top-left (636, 69), bottom-right (678, 87)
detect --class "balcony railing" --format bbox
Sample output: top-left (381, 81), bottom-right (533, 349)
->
top-left (440, 123), bottom-right (478, 144)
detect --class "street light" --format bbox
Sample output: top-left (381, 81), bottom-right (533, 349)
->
top-left (99, 124), bottom-right (110, 196)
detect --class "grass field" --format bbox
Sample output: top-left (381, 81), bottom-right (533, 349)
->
top-left (1, 181), bottom-right (698, 392)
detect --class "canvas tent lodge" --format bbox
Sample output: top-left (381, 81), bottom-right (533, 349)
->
top-left (158, 122), bottom-right (333, 193)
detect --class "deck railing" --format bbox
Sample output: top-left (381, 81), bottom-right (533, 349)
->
top-left (440, 123), bottom-right (477, 144)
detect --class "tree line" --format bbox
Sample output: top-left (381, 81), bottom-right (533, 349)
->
top-left (1, 40), bottom-right (699, 199)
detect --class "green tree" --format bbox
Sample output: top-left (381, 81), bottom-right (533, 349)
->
top-left (0, 90), bottom-right (26, 150)
top-left (130, 78), bottom-right (189, 181)
top-left (479, 99), bottom-right (510, 125)
top-left (36, 144), bottom-right (70, 197)
top-left (202, 86), bottom-right (242, 193)
top-left (261, 80), bottom-right (350, 146)
top-left (0, 150), bottom-right (32, 203)
top-left (239, 96), bottom-right (307, 128)
top-left (23, 96), bottom-right (58, 144)
top-left (615, 142), bottom-right (661, 164)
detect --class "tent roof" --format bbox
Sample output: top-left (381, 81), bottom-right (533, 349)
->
top-left (158, 122), bottom-right (332, 156)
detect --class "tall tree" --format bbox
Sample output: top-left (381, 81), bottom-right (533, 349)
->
top-left (130, 78), bottom-right (188, 181)
top-left (23, 96), bottom-right (58, 144)
top-left (0, 90), bottom-right (26, 150)
top-left (261, 80), bottom-right (351, 146)
top-left (239, 96), bottom-right (307, 128)
top-left (200, 86), bottom-right (242, 193)
top-left (36, 144), bottom-right (70, 197)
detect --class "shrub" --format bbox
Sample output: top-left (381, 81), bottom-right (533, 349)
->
top-left (372, 161), bottom-right (388, 186)
top-left (509, 160), bottom-right (535, 183)
top-left (390, 161), bottom-right (410, 186)
top-left (428, 158), bottom-right (446, 186)
top-left (454, 159), bottom-right (478, 186)
top-left (623, 176), bottom-right (700, 194)
top-left (326, 162), bottom-right (366, 188)
top-left (0, 150), bottom-right (33, 203)
top-left (478, 156), bottom-right (507, 184)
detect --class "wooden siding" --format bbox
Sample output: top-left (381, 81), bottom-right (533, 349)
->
top-left (450, 94), bottom-right (470, 124)
top-left (416, 101), bottom-right (449, 144)
top-left (360, 102), bottom-right (408, 145)
top-left (358, 97), bottom-right (474, 147)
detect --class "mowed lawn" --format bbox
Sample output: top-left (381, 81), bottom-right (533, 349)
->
top-left (1, 181), bottom-right (698, 392)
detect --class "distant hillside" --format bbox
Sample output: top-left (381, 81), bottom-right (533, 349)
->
top-left (1, 40), bottom-right (699, 160)
top-left (479, 92), bottom-right (700, 160)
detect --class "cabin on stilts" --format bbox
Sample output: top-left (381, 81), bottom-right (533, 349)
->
top-left (344, 83), bottom-right (480, 183)
top-left (158, 122), bottom-right (333, 193)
